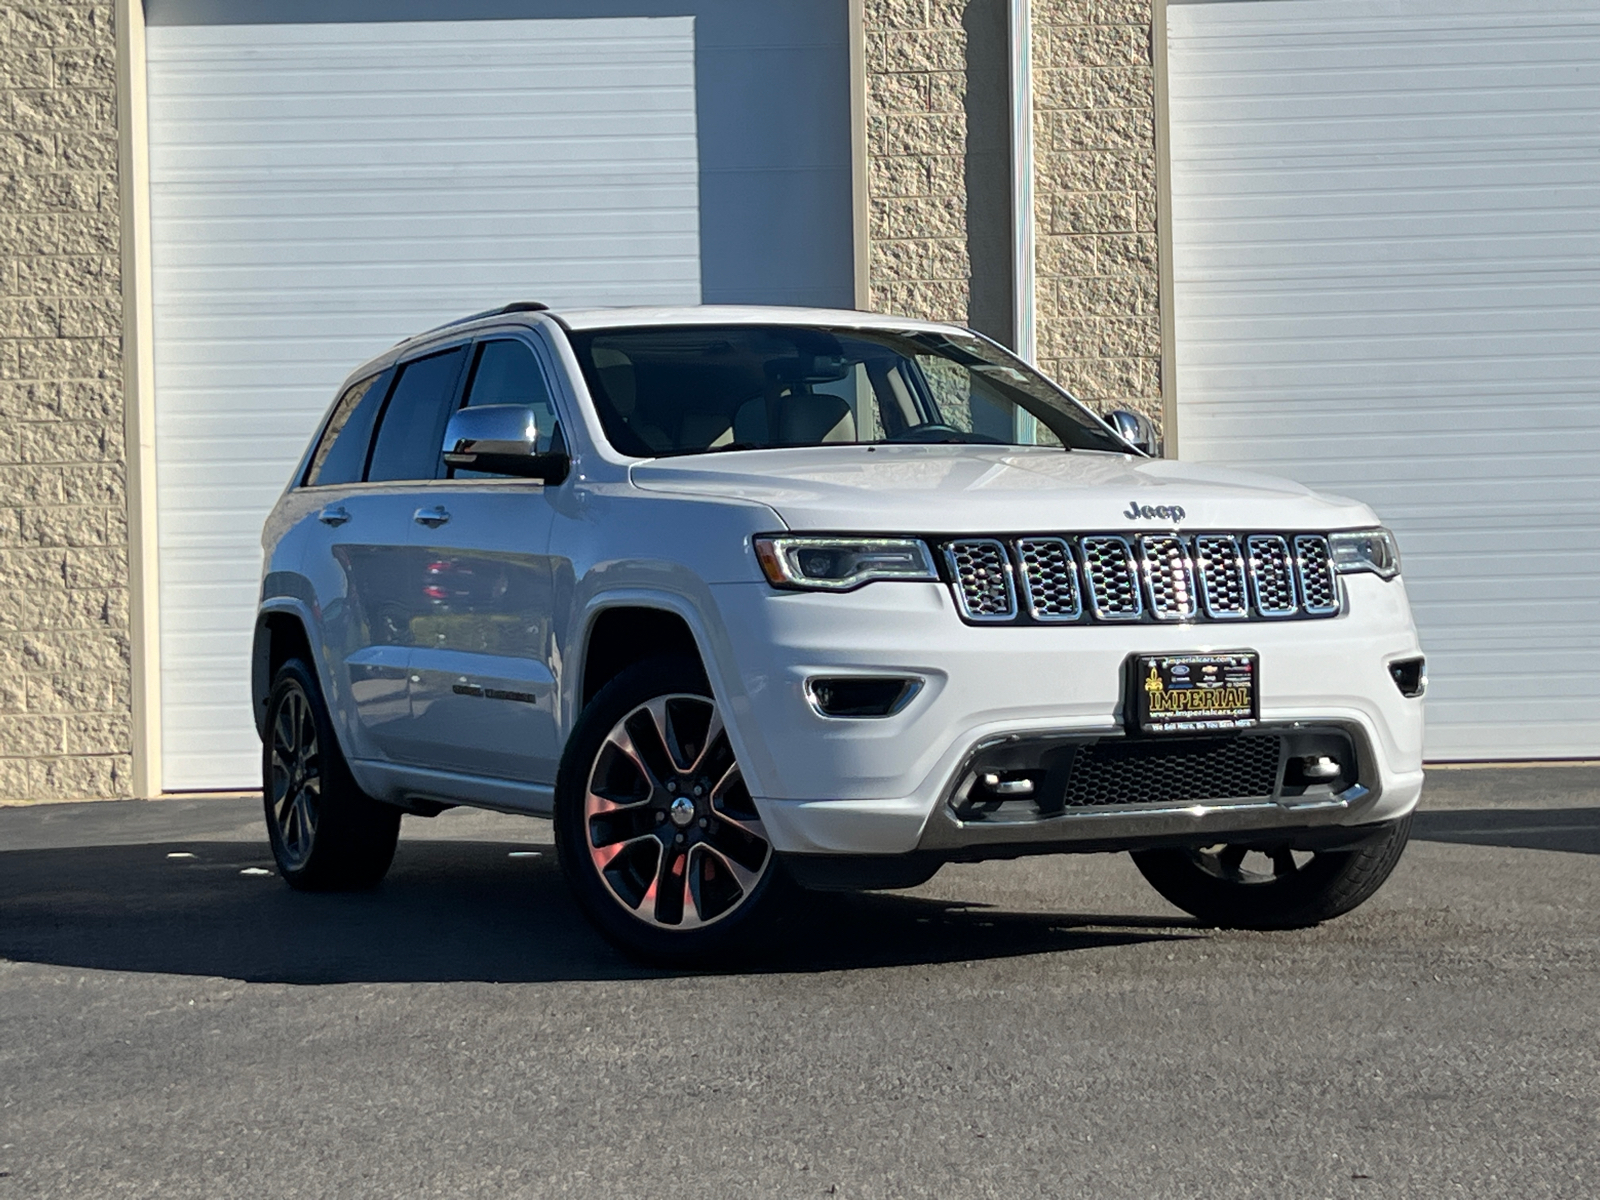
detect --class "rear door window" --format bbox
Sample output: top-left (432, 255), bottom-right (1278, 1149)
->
top-left (365, 346), bottom-right (469, 482)
top-left (463, 339), bottom-right (560, 452)
top-left (304, 369), bottom-right (391, 487)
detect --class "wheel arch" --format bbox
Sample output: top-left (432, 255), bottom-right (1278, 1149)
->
top-left (578, 599), bottom-right (707, 711)
top-left (566, 587), bottom-right (779, 803)
top-left (252, 601), bottom-right (317, 740)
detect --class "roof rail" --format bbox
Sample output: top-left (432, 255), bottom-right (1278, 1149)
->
top-left (397, 301), bottom-right (552, 345)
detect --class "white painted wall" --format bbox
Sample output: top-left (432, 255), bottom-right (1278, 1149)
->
top-left (1169, 0), bottom-right (1600, 760)
top-left (146, 17), bottom-right (700, 788)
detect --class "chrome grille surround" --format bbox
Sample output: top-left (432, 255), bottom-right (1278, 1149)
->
top-left (944, 538), bottom-right (1016, 621)
top-left (1294, 535), bottom-right (1339, 615)
top-left (1193, 534), bottom-right (1248, 620)
top-left (1137, 535), bottom-right (1197, 621)
top-left (1078, 536), bottom-right (1143, 621)
top-left (936, 532), bottom-right (1343, 624)
top-left (1246, 534), bottom-right (1298, 617)
top-left (1015, 537), bottom-right (1082, 621)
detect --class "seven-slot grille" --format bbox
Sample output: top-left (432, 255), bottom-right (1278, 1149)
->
top-left (941, 532), bottom-right (1341, 625)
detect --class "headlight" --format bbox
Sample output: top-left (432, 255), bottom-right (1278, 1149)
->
top-left (1328, 528), bottom-right (1401, 579)
top-left (754, 536), bottom-right (937, 591)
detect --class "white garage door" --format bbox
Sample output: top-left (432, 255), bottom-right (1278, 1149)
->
top-left (146, 18), bottom-right (700, 789)
top-left (1168, 0), bottom-right (1600, 760)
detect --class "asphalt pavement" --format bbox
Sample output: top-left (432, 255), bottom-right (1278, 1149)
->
top-left (1, 766), bottom-right (1597, 1199)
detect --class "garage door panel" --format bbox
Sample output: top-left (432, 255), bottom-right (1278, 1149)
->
top-left (1171, 0), bottom-right (1600, 760)
top-left (148, 16), bottom-right (702, 789)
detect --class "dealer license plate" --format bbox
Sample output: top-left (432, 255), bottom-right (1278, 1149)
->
top-left (1132, 652), bottom-right (1259, 734)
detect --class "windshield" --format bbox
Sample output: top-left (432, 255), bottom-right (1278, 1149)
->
top-left (566, 324), bottom-right (1127, 457)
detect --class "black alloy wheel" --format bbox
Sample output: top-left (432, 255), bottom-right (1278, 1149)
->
top-left (262, 658), bottom-right (401, 890)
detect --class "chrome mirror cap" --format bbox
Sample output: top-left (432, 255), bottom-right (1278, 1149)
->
top-left (443, 403), bottom-right (539, 460)
top-left (441, 404), bottom-right (568, 482)
top-left (1105, 409), bottom-right (1161, 457)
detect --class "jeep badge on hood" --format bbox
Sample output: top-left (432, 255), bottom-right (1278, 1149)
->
top-left (1124, 500), bottom-right (1185, 522)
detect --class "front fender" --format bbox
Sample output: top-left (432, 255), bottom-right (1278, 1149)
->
top-left (565, 584), bottom-right (781, 801)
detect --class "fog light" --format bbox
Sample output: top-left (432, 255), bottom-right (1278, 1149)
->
top-left (980, 772), bottom-right (1034, 796)
top-left (1297, 755), bottom-right (1341, 781)
top-left (805, 676), bottom-right (921, 718)
top-left (1389, 656), bottom-right (1426, 698)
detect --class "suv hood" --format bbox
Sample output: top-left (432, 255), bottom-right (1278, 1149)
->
top-left (629, 445), bottom-right (1376, 533)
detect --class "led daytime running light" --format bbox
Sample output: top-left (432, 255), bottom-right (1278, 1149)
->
top-left (755, 536), bottom-right (937, 591)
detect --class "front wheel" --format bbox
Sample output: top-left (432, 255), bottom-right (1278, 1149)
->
top-left (554, 656), bottom-right (784, 963)
top-left (1130, 816), bottom-right (1412, 929)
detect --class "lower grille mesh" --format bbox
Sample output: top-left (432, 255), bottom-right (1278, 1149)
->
top-left (1059, 735), bottom-right (1281, 808)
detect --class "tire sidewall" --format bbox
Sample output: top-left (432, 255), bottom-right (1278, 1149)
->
top-left (1132, 816), bottom-right (1412, 929)
top-left (262, 656), bottom-right (398, 890)
top-left (554, 655), bottom-right (784, 963)
top-left (263, 658), bottom-right (333, 886)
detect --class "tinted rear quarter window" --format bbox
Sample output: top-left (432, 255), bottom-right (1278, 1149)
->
top-left (366, 347), bottom-right (469, 482)
top-left (304, 370), bottom-right (390, 487)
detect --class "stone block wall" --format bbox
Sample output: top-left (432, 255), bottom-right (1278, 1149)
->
top-left (864, 0), bottom-right (1161, 423)
top-left (863, 0), bottom-right (977, 328)
top-left (0, 1), bottom-right (132, 802)
top-left (1031, 0), bottom-right (1160, 422)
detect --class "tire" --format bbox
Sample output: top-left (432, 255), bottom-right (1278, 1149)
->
top-left (1130, 815), bottom-right (1412, 930)
top-left (555, 655), bottom-right (786, 964)
top-left (262, 657), bottom-right (401, 891)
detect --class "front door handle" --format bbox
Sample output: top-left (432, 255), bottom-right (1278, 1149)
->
top-left (317, 505), bottom-right (351, 527)
top-left (413, 505), bottom-right (451, 528)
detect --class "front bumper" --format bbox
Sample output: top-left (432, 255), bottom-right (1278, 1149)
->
top-left (705, 574), bottom-right (1425, 859)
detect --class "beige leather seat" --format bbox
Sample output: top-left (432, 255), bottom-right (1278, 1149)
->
top-left (734, 389), bottom-right (856, 446)
top-left (592, 347), bottom-right (672, 454)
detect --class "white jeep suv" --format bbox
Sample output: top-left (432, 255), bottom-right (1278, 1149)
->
top-left (253, 303), bottom-right (1426, 960)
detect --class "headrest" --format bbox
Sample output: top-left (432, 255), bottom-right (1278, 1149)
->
top-left (591, 346), bottom-right (636, 416)
top-left (777, 392), bottom-right (855, 444)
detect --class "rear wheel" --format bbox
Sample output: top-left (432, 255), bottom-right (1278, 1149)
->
top-left (263, 658), bottom-right (401, 890)
top-left (1130, 816), bottom-right (1412, 929)
top-left (555, 656), bottom-right (783, 963)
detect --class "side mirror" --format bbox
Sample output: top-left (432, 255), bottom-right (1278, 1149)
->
top-left (1105, 409), bottom-right (1160, 457)
top-left (441, 404), bottom-right (569, 483)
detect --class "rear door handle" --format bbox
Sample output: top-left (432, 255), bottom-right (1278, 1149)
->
top-left (317, 505), bottom-right (351, 527)
top-left (413, 505), bottom-right (451, 528)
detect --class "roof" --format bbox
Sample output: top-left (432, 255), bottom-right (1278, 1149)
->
top-left (551, 304), bottom-right (969, 335)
